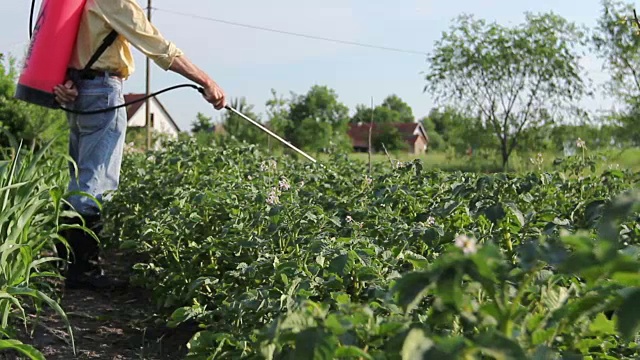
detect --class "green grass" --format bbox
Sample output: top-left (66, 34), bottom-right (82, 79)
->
top-left (595, 147), bottom-right (640, 172)
top-left (334, 147), bottom-right (640, 174)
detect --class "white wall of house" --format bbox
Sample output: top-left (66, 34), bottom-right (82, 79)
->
top-left (128, 99), bottom-right (179, 138)
top-left (414, 124), bottom-right (430, 144)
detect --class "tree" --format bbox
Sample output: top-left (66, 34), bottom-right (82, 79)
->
top-left (605, 99), bottom-right (640, 146)
top-left (286, 85), bottom-right (352, 153)
top-left (380, 94), bottom-right (414, 123)
top-left (419, 117), bottom-right (445, 150)
top-left (264, 89), bottom-right (293, 152)
top-left (420, 106), bottom-right (496, 153)
top-left (191, 112), bottom-right (214, 133)
top-left (289, 85), bottom-right (349, 128)
top-left (423, 13), bottom-right (589, 168)
top-left (0, 53), bottom-right (67, 152)
top-left (592, 0), bottom-right (640, 146)
top-left (293, 118), bottom-right (333, 152)
top-left (187, 112), bottom-right (223, 147)
top-left (350, 94), bottom-right (415, 124)
top-left (221, 97), bottom-right (266, 145)
top-left (593, 0), bottom-right (640, 102)
top-left (372, 123), bottom-right (408, 152)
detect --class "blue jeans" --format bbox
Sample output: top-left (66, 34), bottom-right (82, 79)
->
top-left (65, 72), bottom-right (127, 216)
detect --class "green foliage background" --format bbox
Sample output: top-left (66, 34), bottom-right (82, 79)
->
top-left (0, 54), bottom-right (67, 153)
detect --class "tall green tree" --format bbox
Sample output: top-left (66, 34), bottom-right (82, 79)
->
top-left (286, 85), bottom-right (352, 153)
top-left (264, 89), bottom-right (293, 152)
top-left (372, 123), bottom-right (408, 152)
top-left (191, 112), bottom-right (214, 133)
top-left (187, 112), bottom-right (222, 147)
top-left (592, 0), bottom-right (640, 146)
top-left (423, 13), bottom-right (589, 168)
top-left (350, 94), bottom-right (415, 124)
top-left (593, 0), bottom-right (640, 102)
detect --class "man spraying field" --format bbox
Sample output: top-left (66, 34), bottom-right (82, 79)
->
top-left (51, 0), bottom-right (227, 290)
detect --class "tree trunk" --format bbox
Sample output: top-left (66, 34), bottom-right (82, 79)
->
top-left (500, 138), bottom-right (509, 170)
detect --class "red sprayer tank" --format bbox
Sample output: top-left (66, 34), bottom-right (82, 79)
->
top-left (14, 0), bottom-right (87, 109)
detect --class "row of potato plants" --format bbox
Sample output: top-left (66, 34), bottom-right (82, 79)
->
top-left (103, 137), bottom-right (640, 359)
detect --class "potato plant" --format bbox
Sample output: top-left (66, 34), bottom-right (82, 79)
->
top-left (102, 137), bottom-right (640, 359)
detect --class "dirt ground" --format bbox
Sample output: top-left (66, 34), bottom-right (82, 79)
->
top-left (3, 249), bottom-right (198, 360)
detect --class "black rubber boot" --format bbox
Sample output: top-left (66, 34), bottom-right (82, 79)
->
top-left (57, 214), bottom-right (127, 291)
top-left (55, 216), bottom-right (84, 273)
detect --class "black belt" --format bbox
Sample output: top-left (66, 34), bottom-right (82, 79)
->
top-left (67, 68), bottom-right (122, 80)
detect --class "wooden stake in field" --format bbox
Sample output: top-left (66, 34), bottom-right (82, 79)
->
top-left (368, 96), bottom-right (373, 175)
top-left (145, 0), bottom-right (152, 151)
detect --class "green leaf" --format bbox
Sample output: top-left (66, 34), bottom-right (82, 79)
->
top-left (475, 331), bottom-right (528, 360)
top-left (323, 314), bottom-right (347, 336)
top-left (7, 287), bottom-right (75, 353)
top-left (0, 339), bottom-right (45, 360)
top-left (589, 313), bottom-right (616, 336)
top-left (483, 203), bottom-right (506, 224)
top-left (505, 202), bottom-right (525, 227)
top-left (598, 191), bottom-right (640, 242)
top-left (611, 272), bottom-right (640, 287)
top-left (119, 240), bottom-right (139, 250)
top-left (292, 327), bottom-right (338, 360)
top-left (0, 291), bottom-right (26, 329)
top-left (584, 199), bottom-right (606, 225)
top-left (401, 328), bottom-right (435, 360)
top-left (531, 328), bottom-right (556, 346)
top-left (328, 254), bottom-right (350, 277)
top-left (167, 306), bottom-right (196, 328)
top-left (436, 266), bottom-right (463, 307)
top-left (330, 292), bottom-right (351, 305)
top-left (531, 345), bottom-right (558, 360)
top-left (615, 287), bottom-right (640, 341)
top-left (334, 346), bottom-right (373, 359)
top-left (391, 271), bottom-right (432, 313)
top-left (186, 331), bottom-right (224, 354)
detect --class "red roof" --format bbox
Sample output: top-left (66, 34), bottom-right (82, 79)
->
top-left (123, 94), bottom-right (146, 120)
top-left (347, 122), bottom-right (427, 148)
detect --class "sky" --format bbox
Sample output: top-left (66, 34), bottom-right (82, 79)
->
top-left (0, 0), bottom-right (622, 133)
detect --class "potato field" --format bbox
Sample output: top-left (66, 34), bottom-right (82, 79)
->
top-left (2, 137), bottom-right (640, 359)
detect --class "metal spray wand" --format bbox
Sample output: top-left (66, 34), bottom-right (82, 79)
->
top-left (224, 105), bottom-right (317, 163)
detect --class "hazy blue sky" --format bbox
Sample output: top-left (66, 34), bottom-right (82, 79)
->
top-left (0, 0), bottom-right (621, 132)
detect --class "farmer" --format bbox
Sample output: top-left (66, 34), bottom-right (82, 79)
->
top-left (52, 0), bottom-right (227, 290)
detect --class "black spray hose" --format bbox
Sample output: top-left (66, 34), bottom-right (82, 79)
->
top-left (59, 84), bottom-right (206, 115)
top-left (29, 0), bottom-right (204, 115)
top-left (29, 0), bottom-right (34, 39)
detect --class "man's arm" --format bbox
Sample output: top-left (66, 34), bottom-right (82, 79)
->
top-left (168, 56), bottom-right (226, 110)
top-left (97, 0), bottom-right (226, 109)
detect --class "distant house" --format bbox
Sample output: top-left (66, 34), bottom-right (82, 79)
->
top-left (347, 122), bottom-right (430, 154)
top-left (124, 93), bottom-right (181, 139)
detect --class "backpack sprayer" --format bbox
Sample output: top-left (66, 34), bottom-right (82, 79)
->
top-left (14, 0), bottom-right (317, 163)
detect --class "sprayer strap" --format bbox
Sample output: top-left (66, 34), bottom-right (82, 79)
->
top-left (82, 30), bottom-right (119, 74)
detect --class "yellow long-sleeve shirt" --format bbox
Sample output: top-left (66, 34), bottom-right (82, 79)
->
top-left (68, 0), bottom-right (183, 79)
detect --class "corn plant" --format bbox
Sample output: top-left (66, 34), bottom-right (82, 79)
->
top-left (0, 133), bottom-right (77, 359)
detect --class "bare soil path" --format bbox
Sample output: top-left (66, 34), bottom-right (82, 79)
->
top-left (4, 249), bottom-right (197, 360)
